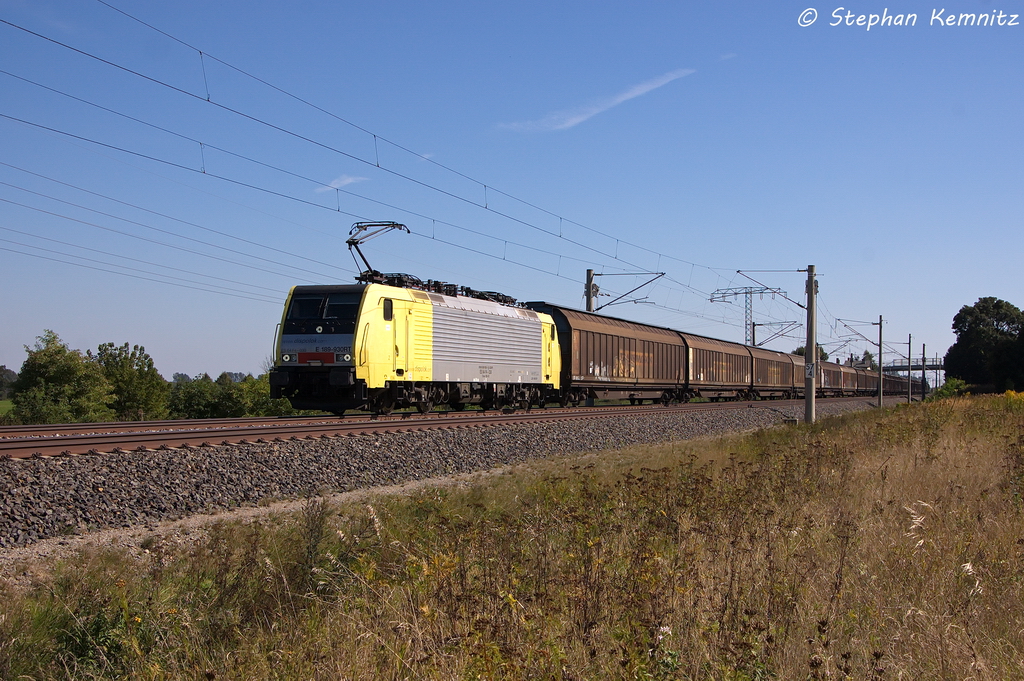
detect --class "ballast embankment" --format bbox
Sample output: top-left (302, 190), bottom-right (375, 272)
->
top-left (1, 401), bottom-right (874, 548)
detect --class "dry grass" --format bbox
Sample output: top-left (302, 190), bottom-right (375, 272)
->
top-left (2, 395), bottom-right (1024, 679)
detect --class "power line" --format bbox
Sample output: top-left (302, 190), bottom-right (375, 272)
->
top-left (89, 0), bottom-right (733, 278)
top-left (0, 16), bottom-right (760, 330)
top-left (0, 159), bottom-right (350, 274)
top-left (0, 243), bottom-right (281, 304)
top-left (0, 179), bottom-right (337, 281)
top-left (0, 111), bottom-right (720, 318)
top-left (0, 193), bottom-right (322, 283)
top-left (0, 16), bottom-right (728, 294)
top-left (0, 225), bottom-right (284, 295)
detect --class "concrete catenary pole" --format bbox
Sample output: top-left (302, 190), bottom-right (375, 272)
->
top-left (804, 265), bottom-right (817, 424)
top-left (875, 315), bottom-right (883, 408)
top-left (585, 269), bottom-right (595, 312)
top-left (922, 343), bottom-right (927, 400)
top-left (907, 333), bottom-right (912, 404)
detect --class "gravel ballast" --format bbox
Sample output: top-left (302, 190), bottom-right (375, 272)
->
top-left (0, 401), bottom-right (877, 548)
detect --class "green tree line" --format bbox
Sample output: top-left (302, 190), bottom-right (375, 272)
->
top-left (944, 297), bottom-right (1024, 391)
top-left (2, 331), bottom-right (296, 425)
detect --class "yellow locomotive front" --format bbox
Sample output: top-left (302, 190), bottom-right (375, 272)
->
top-left (270, 283), bottom-right (560, 414)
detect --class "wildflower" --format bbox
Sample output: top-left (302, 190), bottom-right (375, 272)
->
top-left (961, 562), bottom-right (983, 595)
top-left (367, 504), bottom-right (383, 539)
top-left (904, 501), bottom-right (933, 549)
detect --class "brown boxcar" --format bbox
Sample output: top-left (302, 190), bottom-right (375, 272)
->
top-left (749, 346), bottom-right (798, 399)
top-left (527, 304), bottom-right (686, 403)
top-left (682, 334), bottom-right (752, 400)
top-left (818, 361), bottom-right (844, 397)
top-left (840, 365), bottom-right (859, 396)
top-left (859, 369), bottom-right (878, 394)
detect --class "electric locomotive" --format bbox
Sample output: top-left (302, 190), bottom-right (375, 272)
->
top-left (269, 277), bottom-right (561, 415)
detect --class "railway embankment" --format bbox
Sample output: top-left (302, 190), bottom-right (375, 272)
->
top-left (2, 395), bottom-right (1022, 678)
top-left (0, 401), bottom-right (876, 549)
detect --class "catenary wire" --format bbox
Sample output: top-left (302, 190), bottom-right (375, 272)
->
top-left (0, 17), bottom-right (726, 294)
top-left (0, 224), bottom-right (284, 296)
top-left (0, 179), bottom-right (339, 281)
top-left (0, 244), bottom-right (280, 304)
top-left (90, 0), bottom-right (732, 278)
top-left (0, 111), bottom-right (726, 321)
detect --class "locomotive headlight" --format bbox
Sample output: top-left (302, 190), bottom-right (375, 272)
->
top-left (343, 354), bottom-right (352, 361)
top-left (282, 354), bottom-right (292, 362)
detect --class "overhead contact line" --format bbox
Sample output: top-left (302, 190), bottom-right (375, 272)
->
top-left (0, 16), bottom-right (723, 304)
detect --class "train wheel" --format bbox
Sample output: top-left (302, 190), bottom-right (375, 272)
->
top-left (449, 401), bottom-right (466, 411)
top-left (374, 394), bottom-right (394, 415)
top-left (416, 397), bottom-right (434, 414)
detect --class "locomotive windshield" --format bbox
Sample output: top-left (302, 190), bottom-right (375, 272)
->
top-left (323, 293), bottom-right (361, 320)
top-left (288, 296), bottom-right (325, 320)
top-left (286, 291), bottom-right (363, 333)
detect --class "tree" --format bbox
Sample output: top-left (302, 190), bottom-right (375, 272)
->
top-left (928, 377), bottom-right (968, 400)
top-left (89, 342), bottom-right (170, 421)
top-left (991, 333), bottom-right (1024, 391)
top-left (792, 346), bottom-right (829, 361)
top-left (944, 297), bottom-right (1024, 388)
top-left (236, 373), bottom-right (296, 417)
top-left (860, 350), bottom-right (878, 371)
top-left (9, 331), bottom-right (114, 424)
top-left (167, 371), bottom-right (296, 418)
top-left (168, 374), bottom-right (220, 419)
top-left (0, 365), bottom-right (17, 399)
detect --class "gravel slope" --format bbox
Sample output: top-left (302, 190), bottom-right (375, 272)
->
top-left (0, 401), bottom-right (878, 549)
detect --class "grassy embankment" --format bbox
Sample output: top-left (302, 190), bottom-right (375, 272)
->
top-left (0, 400), bottom-right (11, 416)
top-left (2, 395), bottom-right (1024, 679)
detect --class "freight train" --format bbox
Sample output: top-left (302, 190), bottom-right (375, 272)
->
top-left (268, 274), bottom-right (922, 415)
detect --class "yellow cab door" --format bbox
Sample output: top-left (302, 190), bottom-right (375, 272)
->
top-left (392, 300), bottom-right (408, 377)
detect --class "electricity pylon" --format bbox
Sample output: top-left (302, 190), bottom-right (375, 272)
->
top-left (710, 286), bottom-right (785, 346)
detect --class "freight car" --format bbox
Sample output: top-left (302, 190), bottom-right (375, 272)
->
top-left (269, 279), bottom-right (560, 414)
top-left (524, 302), bottom-right (919, 406)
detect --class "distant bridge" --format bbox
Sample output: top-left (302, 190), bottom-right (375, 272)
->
top-left (883, 358), bottom-right (945, 374)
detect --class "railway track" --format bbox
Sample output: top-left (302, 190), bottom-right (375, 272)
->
top-left (0, 398), bottom-right (851, 459)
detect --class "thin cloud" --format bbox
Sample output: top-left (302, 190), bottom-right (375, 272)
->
top-left (503, 68), bottom-right (695, 132)
top-left (315, 174), bottom-right (368, 192)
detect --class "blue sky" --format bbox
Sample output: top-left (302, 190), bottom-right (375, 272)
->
top-left (1, 0), bottom-right (1021, 378)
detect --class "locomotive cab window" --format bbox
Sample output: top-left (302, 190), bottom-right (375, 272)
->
top-left (288, 296), bottom-right (324, 319)
top-left (286, 292), bottom-right (362, 333)
top-left (323, 293), bottom-right (362, 320)
top-left (383, 299), bottom-right (393, 321)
